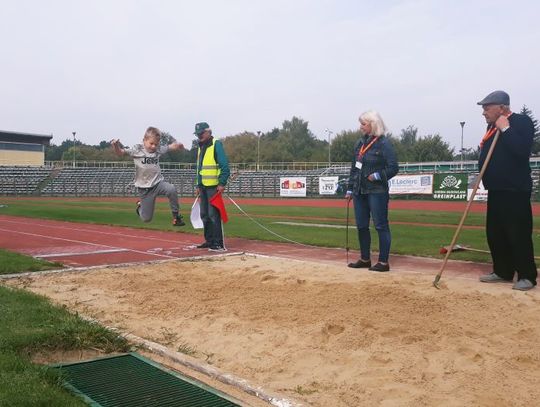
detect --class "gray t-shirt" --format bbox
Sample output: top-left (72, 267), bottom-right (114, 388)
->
top-left (125, 144), bottom-right (169, 188)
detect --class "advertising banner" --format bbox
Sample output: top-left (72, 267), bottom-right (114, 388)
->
top-left (280, 177), bottom-right (307, 197)
top-left (318, 176), bottom-right (339, 195)
top-left (467, 175), bottom-right (488, 201)
top-left (433, 173), bottom-right (468, 200)
top-left (388, 174), bottom-right (433, 195)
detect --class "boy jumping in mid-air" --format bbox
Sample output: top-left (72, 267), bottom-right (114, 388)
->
top-left (111, 126), bottom-right (186, 226)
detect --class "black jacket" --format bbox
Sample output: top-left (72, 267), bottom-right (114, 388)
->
top-left (479, 113), bottom-right (534, 191)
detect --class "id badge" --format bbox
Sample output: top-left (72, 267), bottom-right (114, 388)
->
top-left (355, 161), bottom-right (362, 170)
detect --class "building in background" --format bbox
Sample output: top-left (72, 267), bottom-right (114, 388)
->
top-left (0, 130), bottom-right (52, 166)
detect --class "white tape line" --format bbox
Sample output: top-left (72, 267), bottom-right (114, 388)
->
top-left (36, 248), bottom-right (129, 258)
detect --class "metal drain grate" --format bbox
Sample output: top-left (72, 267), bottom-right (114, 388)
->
top-left (53, 353), bottom-right (240, 407)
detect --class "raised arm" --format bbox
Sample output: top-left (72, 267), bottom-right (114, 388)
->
top-left (110, 139), bottom-right (126, 156)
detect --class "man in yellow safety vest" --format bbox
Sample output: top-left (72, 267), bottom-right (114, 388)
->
top-left (194, 122), bottom-right (230, 251)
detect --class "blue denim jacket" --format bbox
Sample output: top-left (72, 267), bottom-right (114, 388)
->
top-left (347, 135), bottom-right (399, 194)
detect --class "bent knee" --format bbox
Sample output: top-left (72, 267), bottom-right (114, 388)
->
top-left (165, 184), bottom-right (177, 195)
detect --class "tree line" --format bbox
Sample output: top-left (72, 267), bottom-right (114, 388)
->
top-left (46, 106), bottom-right (540, 164)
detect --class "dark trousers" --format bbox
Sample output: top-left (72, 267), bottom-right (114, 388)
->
top-left (487, 190), bottom-right (537, 285)
top-left (199, 185), bottom-right (223, 246)
top-left (353, 192), bottom-right (391, 262)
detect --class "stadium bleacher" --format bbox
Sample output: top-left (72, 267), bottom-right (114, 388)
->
top-left (0, 162), bottom-right (539, 199)
top-left (0, 166), bottom-right (52, 196)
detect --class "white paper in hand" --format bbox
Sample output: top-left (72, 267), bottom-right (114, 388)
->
top-left (190, 198), bottom-right (204, 229)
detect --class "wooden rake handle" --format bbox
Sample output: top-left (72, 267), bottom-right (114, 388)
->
top-left (433, 130), bottom-right (501, 288)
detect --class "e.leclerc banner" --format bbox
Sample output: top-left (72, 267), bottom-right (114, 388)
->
top-left (388, 174), bottom-right (433, 195)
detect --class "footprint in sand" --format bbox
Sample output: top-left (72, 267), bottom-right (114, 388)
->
top-left (322, 323), bottom-right (345, 336)
top-left (367, 353), bottom-right (392, 366)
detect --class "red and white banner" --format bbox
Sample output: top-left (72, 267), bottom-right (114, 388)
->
top-left (280, 177), bottom-right (307, 197)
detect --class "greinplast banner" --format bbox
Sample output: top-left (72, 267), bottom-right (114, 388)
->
top-left (433, 173), bottom-right (468, 200)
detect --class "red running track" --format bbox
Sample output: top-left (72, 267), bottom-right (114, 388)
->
top-left (0, 214), bottom-right (491, 280)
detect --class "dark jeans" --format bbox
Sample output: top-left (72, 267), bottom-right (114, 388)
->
top-left (487, 190), bottom-right (537, 285)
top-left (353, 192), bottom-right (391, 263)
top-left (199, 185), bottom-right (223, 246)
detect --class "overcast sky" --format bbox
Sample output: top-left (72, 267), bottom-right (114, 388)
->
top-left (1, 0), bottom-right (539, 155)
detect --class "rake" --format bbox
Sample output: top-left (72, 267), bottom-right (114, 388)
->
top-left (439, 244), bottom-right (490, 255)
top-left (433, 129), bottom-right (500, 289)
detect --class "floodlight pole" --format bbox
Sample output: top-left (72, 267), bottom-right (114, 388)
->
top-left (459, 122), bottom-right (465, 170)
top-left (72, 131), bottom-right (76, 168)
top-left (325, 128), bottom-right (333, 168)
top-left (256, 131), bottom-right (261, 171)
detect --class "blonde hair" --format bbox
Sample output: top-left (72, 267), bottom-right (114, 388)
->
top-left (359, 110), bottom-right (387, 136)
top-left (144, 126), bottom-right (162, 141)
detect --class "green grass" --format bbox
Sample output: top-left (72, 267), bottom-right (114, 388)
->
top-left (0, 249), bottom-right (63, 275)
top-left (2, 196), bottom-right (537, 263)
top-left (0, 284), bottom-right (130, 406)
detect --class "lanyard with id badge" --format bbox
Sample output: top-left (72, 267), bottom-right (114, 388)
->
top-left (356, 136), bottom-right (379, 170)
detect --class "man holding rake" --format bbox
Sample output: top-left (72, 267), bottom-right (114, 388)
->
top-left (477, 90), bottom-right (537, 291)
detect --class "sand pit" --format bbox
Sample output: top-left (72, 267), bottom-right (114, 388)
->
top-left (5, 255), bottom-right (540, 406)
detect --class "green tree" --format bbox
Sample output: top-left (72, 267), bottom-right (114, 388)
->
top-left (159, 131), bottom-right (197, 163)
top-left (97, 140), bottom-right (111, 149)
top-left (412, 134), bottom-right (454, 162)
top-left (520, 105), bottom-right (540, 154)
top-left (278, 117), bottom-right (318, 161)
top-left (330, 130), bottom-right (362, 162)
top-left (463, 146), bottom-right (480, 160)
top-left (397, 126), bottom-right (418, 162)
top-left (45, 139), bottom-right (75, 161)
top-left (246, 117), bottom-right (324, 163)
top-left (221, 132), bottom-right (258, 163)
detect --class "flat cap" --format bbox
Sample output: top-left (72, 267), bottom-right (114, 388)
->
top-left (477, 90), bottom-right (510, 106)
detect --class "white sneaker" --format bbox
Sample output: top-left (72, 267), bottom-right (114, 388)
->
top-left (512, 279), bottom-right (535, 291)
top-left (208, 246), bottom-right (227, 252)
top-left (479, 272), bottom-right (510, 283)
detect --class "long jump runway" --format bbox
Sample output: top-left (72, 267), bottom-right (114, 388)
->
top-left (0, 214), bottom-right (491, 279)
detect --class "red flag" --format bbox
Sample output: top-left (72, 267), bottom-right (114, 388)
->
top-left (209, 192), bottom-right (228, 223)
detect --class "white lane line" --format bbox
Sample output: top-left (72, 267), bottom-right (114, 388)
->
top-left (37, 248), bottom-right (129, 258)
top-left (0, 227), bottom-right (177, 259)
top-left (0, 252), bottom-right (246, 280)
top-left (273, 221), bottom-right (346, 229)
top-left (1, 217), bottom-right (189, 245)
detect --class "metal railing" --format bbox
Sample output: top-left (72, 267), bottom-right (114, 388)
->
top-left (2, 159), bottom-right (540, 200)
top-left (42, 157), bottom-right (540, 172)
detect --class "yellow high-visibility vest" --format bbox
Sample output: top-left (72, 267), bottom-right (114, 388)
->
top-left (197, 141), bottom-right (220, 186)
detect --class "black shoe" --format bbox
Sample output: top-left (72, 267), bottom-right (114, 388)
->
top-left (135, 201), bottom-right (141, 216)
top-left (348, 259), bottom-right (371, 269)
top-left (173, 215), bottom-right (185, 227)
top-left (196, 242), bottom-right (211, 248)
top-left (369, 262), bottom-right (390, 272)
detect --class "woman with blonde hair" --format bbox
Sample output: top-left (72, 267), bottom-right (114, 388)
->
top-left (346, 110), bottom-right (399, 271)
